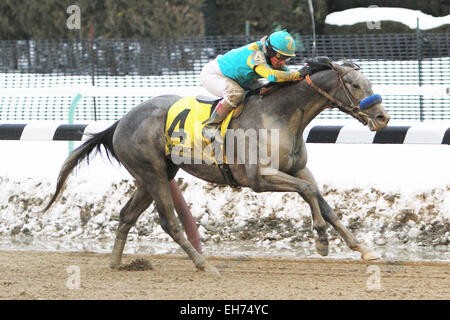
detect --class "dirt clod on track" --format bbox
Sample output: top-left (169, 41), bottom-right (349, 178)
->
top-left (118, 258), bottom-right (154, 271)
top-left (0, 250), bottom-right (448, 300)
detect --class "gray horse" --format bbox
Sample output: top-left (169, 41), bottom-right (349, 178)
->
top-left (43, 59), bottom-right (390, 274)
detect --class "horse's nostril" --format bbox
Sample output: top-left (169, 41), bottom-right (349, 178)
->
top-left (377, 114), bottom-right (389, 123)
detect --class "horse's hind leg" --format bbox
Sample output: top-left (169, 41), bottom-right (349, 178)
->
top-left (136, 169), bottom-right (219, 274)
top-left (110, 186), bottom-right (153, 268)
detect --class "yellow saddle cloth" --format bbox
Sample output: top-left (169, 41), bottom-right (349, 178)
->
top-left (164, 97), bottom-right (234, 164)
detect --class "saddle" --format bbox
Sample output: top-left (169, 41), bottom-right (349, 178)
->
top-left (164, 97), bottom-right (234, 165)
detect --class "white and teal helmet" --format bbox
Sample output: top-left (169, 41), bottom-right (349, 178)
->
top-left (266, 30), bottom-right (296, 57)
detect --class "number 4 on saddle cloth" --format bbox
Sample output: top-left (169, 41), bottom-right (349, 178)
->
top-left (165, 96), bottom-right (242, 165)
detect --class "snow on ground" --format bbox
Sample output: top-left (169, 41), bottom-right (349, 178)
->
top-left (325, 7), bottom-right (450, 30)
top-left (0, 119), bottom-right (449, 261)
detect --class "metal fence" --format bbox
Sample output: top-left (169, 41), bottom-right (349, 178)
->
top-left (0, 33), bottom-right (449, 121)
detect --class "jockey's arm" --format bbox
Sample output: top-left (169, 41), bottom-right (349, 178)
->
top-left (248, 50), bottom-right (300, 82)
top-left (254, 64), bottom-right (301, 82)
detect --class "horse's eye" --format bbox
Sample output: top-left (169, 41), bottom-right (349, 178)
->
top-left (352, 83), bottom-right (360, 89)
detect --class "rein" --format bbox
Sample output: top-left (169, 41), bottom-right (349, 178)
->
top-left (258, 68), bottom-right (382, 127)
top-left (304, 71), bottom-right (384, 126)
top-left (305, 74), bottom-right (362, 117)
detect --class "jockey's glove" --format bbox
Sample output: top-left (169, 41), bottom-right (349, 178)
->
top-left (299, 65), bottom-right (314, 78)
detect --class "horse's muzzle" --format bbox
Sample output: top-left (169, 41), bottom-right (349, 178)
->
top-left (368, 104), bottom-right (390, 131)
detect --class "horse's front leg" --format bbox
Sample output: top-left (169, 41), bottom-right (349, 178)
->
top-left (296, 167), bottom-right (379, 261)
top-left (317, 194), bottom-right (379, 260)
top-left (247, 166), bottom-right (329, 257)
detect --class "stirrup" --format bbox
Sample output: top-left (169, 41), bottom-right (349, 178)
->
top-left (202, 126), bottom-right (223, 144)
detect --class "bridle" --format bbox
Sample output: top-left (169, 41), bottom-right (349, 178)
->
top-left (305, 68), bottom-right (373, 126)
top-left (257, 63), bottom-right (382, 127)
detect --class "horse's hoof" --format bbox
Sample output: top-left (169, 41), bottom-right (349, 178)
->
top-left (362, 250), bottom-right (380, 261)
top-left (315, 239), bottom-right (329, 256)
top-left (110, 263), bottom-right (121, 269)
top-left (203, 263), bottom-right (221, 275)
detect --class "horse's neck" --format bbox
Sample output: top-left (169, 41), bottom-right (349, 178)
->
top-left (276, 71), bottom-right (338, 132)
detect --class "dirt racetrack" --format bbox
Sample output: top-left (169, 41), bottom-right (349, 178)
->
top-left (0, 250), bottom-right (448, 300)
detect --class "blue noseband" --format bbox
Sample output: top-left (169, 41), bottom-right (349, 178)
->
top-left (360, 94), bottom-right (382, 110)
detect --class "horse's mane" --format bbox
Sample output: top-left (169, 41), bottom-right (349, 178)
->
top-left (248, 58), bottom-right (360, 98)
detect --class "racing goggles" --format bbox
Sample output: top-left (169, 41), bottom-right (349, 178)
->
top-left (274, 52), bottom-right (292, 62)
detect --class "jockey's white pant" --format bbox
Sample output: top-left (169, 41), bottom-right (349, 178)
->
top-left (200, 59), bottom-right (245, 109)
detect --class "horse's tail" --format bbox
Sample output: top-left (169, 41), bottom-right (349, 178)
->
top-left (42, 120), bottom-right (120, 213)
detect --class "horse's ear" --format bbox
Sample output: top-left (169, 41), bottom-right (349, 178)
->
top-left (328, 61), bottom-right (342, 72)
top-left (323, 57), bottom-right (335, 69)
top-left (331, 60), bottom-right (361, 74)
top-left (329, 60), bottom-right (357, 75)
top-left (341, 60), bottom-right (361, 70)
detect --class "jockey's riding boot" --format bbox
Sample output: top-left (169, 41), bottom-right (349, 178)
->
top-left (202, 101), bottom-right (233, 144)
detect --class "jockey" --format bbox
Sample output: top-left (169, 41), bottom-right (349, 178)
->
top-left (200, 29), bottom-right (313, 142)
